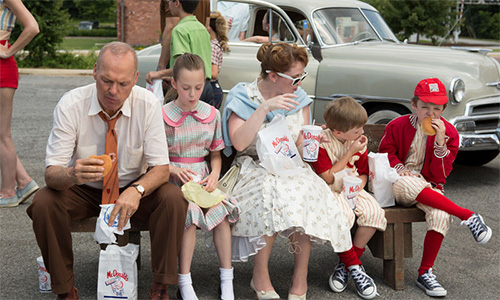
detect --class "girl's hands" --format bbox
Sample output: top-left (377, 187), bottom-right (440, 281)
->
top-left (261, 93), bottom-right (299, 113)
top-left (170, 166), bottom-right (197, 184)
top-left (200, 172), bottom-right (219, 192)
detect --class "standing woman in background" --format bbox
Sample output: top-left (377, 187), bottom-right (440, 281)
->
top-left (0, 0), bottom-right (39, 207)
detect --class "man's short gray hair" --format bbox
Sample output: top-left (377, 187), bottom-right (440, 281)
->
top-left (96, 41), bottom-right (137, 71)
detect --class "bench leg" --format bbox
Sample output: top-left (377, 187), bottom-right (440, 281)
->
top-left (383, 222), bottom-right (406, 290)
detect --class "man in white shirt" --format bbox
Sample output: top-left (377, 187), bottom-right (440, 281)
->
top-left (215, 1), bottom-right (250, 41)
top-left (27, 42), bottom-right (187, 300)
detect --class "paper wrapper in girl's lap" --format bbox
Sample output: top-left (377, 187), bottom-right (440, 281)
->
top-left (256, 114), bottom-right (304, 176)
top-left (181, 181), bottom-right (226, 208)
top-left (302, 125), bottom-right (322, 162)
top-left (94, 204), bottom-right (131, 244)
top-left (98, 244), bottom-right (139, 300)
top-left (368, 152), bottom-right (400, 207)
top-left (37, 256), bottom-right (51, 293)
top-left (343, 176), bottom-right (362, 209)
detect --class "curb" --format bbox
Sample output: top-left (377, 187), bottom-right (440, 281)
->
top-left (19, 68), bottom-right (93, 76)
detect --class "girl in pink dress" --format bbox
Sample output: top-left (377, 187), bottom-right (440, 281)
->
top-left (163, 53), bottom-right (239, 300)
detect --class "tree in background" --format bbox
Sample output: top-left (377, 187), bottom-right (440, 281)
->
top-left (11, 0), bottom-right (70, 67)
top-left (73, 0), bottom-right (116, 23)
top-left (364, 0), bottom-right (457, 44)
top-left (462, 4), bottom-right (499, 40)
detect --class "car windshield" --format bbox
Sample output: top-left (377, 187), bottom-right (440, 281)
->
top-left (312, 8), bottom-right (398, 45)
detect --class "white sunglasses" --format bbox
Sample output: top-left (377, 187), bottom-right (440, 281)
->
top-left (266, 70), bottom-right (308, 86)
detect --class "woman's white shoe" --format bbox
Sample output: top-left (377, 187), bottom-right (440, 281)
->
top-left (288, 292), bottom-right (306, 300)
top-left (250, 279), bottom-right (280, 300)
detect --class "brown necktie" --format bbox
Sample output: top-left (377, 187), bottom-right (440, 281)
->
top-left (98, 111), bottom-right (122, 204)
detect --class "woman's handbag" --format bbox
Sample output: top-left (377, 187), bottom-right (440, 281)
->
top-left (218, 165), bottom-right (240, 194)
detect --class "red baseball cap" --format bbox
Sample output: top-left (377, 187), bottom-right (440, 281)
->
top-left (414, 78), bottom-right (448, 105)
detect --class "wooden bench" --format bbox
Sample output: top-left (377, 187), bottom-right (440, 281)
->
top-left (363, 124), bottom-right (426, 290)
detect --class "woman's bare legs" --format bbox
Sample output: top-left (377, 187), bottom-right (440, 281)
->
top-left (289, 232), bottom-right (311, 296)
top-left (0, 87), bottom-right (32, 198)
top-left (253, 233), bottom-right (278, 291)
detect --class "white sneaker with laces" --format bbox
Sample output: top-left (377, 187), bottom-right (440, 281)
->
top-left (348, 265), bottom-right (377, 300)
top-left (461, 213), bottom-right (492, 245)
top-left (416, 268), bottom-right (447, 297)
top-left (328, 261), bottom-right (348, 293)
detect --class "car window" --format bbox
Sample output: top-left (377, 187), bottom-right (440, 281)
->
top-left (312, 8), bottom-right (380, 45)
top-left (361, 9), bottom-right (399, 43)
top-left (282, 9), bottom-right (318, 45)
top-left (246, 9), bottom-right (295, 43)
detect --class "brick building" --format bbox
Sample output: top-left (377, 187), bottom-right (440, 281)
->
top-left (116, 0), bottom-right (161, 46)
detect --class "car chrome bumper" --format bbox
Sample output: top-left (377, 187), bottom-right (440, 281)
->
top-left (450, 98), bottom-right (500, 151)
top-left (458, 131), bottom-right (500, 151)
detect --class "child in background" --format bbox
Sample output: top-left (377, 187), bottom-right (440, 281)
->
top-left (163, 53), bottom-right (239, 300)
top-left (207, 10), bottom-right (230, 109)
top-left (147, 0), bottom-right (214, 106)
top-left (379, 78), bottom-right (492, 297)
top-left (310, 97), bottom-right (386, 300)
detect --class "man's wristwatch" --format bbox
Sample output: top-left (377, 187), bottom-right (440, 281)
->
top-left (130, 183), bottom-right (145, 197)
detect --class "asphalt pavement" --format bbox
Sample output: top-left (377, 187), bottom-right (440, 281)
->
top-left (0, 74), bottom-right (499, 300)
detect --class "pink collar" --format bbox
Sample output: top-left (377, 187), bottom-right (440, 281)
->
top-left (162, 101), bottom-right (217, 127)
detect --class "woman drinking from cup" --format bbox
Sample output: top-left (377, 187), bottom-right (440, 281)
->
top-left (222, 42), bottom-right (353, 300)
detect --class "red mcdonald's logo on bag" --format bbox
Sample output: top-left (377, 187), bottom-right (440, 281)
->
top-left (272, 136), bottom-right (289, 148)
top-left (107, 269), bottom-right (129, 281)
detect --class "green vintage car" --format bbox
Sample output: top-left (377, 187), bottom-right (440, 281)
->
top-left (137, 0), bottom-right (500, 165)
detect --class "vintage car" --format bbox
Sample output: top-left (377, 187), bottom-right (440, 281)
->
top-left (137, 0), bottom-right (500, 165)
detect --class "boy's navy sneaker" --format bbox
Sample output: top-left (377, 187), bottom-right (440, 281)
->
top-left (416, 268), bottom-right (447, 297)
top-left (461, 213), bottom-right (492, 245)
top-left (328, 261), bottom-right (348, 293)
top-left (349, 265), bottom-right (377, 300)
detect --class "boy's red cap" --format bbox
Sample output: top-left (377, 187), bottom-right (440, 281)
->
top-left (414, 78), bottom-right (448, 105)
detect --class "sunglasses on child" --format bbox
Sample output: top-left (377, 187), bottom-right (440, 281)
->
top-left (266, 70), bottom-right (308, 86)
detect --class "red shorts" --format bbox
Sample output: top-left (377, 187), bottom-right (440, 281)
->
top-left (0, 40), bottom-right (19, 89)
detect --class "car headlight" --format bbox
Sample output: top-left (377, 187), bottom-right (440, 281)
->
top-left (449, 77), bottom-right (465, 105)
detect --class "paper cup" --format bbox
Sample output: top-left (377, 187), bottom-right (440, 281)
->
top-left (37, 256), bottom-right (52, 293)
top-left (302, 125), bottom-right (322, 162)
top-left (343, 176), bottom-right (362, 209)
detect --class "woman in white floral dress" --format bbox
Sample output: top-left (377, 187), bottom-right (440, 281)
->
top-left (222, 42), bottom-right (354, 300)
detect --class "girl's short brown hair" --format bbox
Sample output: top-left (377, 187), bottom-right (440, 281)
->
top-left (256, 42), bottom-right (308, 79)
top-left (323, 96), bottom-right (368, 132)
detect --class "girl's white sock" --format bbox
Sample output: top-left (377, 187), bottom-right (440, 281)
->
top-left (178, 273), bottom-right (198, 300)
top-left (220, 267), bottom-right (234, 300)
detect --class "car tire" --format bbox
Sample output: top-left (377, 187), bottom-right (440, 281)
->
top-left (455, 150), bottom-right (499, 166)
top-left (366, 107), bottom-right (407, 125)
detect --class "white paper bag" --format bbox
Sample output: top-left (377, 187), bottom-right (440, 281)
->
top-left (256, 114), bottom-right (304, 175)
top-left (146, 79), bottom-right (164, 104)
top-left (97, 244), bottom-right (139, 300)
top-left (94, 204), bottom-right (131, 244)
top-left (368, 152), bottom-right (400, 207)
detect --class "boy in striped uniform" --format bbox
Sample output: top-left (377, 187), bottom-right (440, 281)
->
top-left (379, 78), bottom-right (492, 297)
top-left (311, 96), bottom-right (386, 299)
